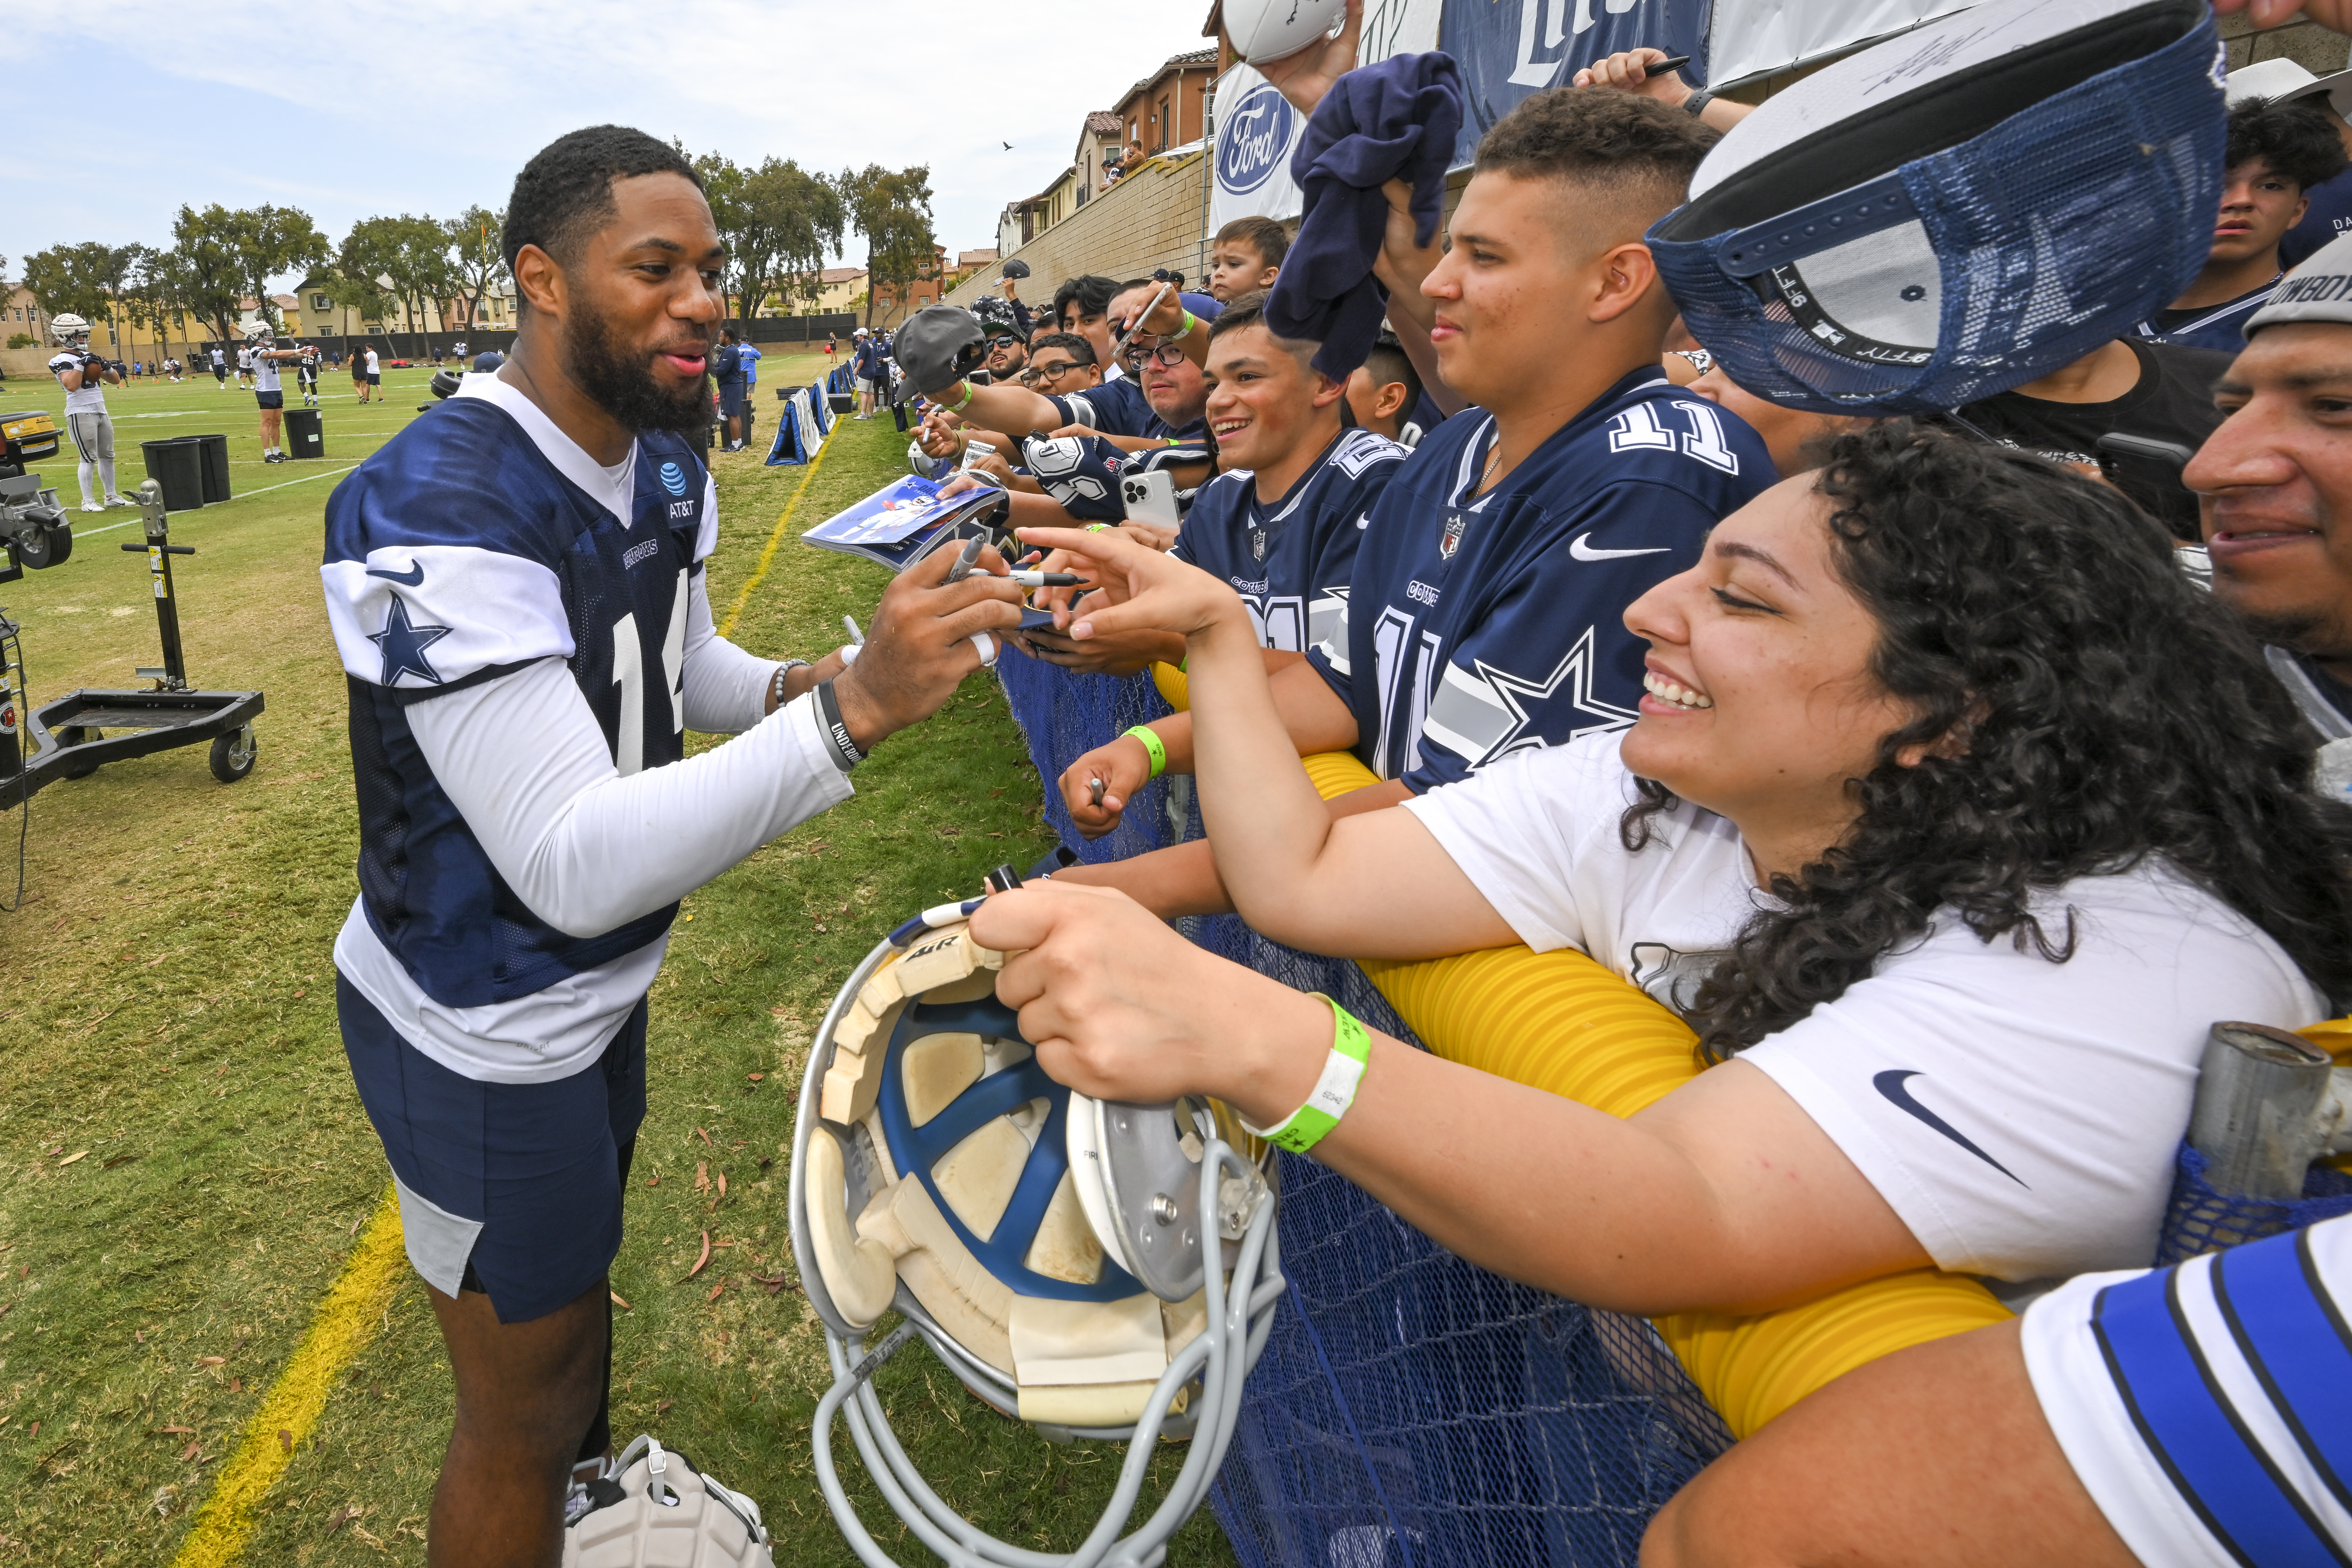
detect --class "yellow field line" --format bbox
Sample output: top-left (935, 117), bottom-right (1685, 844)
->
top-left (171, 1186), bottom-right (407, 1568)
top-left (718, 422), bottom-right (837, 638)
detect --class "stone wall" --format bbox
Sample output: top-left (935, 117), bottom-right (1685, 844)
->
top-left (943, 149), bottom-right (1213, 313)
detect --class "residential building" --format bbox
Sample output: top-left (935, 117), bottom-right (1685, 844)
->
top-left (773, 266), bottom-right (867, 315)
top-left (1112, 47), bottom-right (1217, 161)
top-left (1075, 111), bottom-right (1123, 200)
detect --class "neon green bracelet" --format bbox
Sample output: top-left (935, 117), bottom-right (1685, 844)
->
top-left (1122, 724), bottom-right (1167, 778)
top-left (943, 380), bottom-right (975, 414)
top-left (1240, 994), bottom-right (1372, 1154)
top-left (1178, 308), bottom-right (1199, 337)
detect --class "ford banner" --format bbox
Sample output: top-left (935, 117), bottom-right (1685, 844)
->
top-left (1441, 0), bottom-right (1708, 165)
top-left (1210, 62), bottom-right (1307, 228)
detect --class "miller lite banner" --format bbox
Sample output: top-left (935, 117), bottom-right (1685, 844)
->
top-left (1210, 62), bottom-right (1307, 229)
top-left (1442, 0), bottom-right (1707, 165)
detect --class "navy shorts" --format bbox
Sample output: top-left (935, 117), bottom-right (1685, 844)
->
top-left (719, 387), bottom-right (747, 418)
top-left (256, 390), bottom-right (284, 410)
top-left (339, 974), bottom-right (647, 1322)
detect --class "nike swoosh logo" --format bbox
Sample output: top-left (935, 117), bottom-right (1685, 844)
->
top-left (1872, 1070), bottom-right (2027, 1186)
top-left (1570, 535), bottom-right (1671, 562)
top-left (365, 562), bottom-right (424, 586)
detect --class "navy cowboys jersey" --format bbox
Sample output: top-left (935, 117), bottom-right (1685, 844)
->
top-left (1308, 369), bottom-right (1772, 793)
top-left (1021, 413), bottom-right (1214, 525)
top-left (322, 387), bottom-right (716, 1010)
top-left (1172, 427), bottom-right (1404, 652)
top-left (1048, 379), bottom-right (1158, 439)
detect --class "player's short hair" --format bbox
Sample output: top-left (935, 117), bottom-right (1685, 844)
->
top-left (1363, 331), bottom-right (1422, 415)
top-left (504, 125), bottom-right (703, 286)
top-left (1052, 275), bottom-right (1122, 325)
top-left (1474, 87), bottom-right (1717, 230)
top-left (1214, 216), bottom-right (1290, 270)
top-left (1027, 331), bottom-right (1097, 366)
top-left (2225, 96), bottom-right (2349, 192)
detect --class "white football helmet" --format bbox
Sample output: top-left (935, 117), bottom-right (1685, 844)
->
top-left (243, 319), bottom-right (275, 344)
top-left (49, 314), bottom-right (92, 351)
top-left (792, 909), bottom-right (1282, 1568)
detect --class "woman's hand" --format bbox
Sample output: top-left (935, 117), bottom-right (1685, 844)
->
top-left (1056, 732), bottom-right (1158, 838)
top-left (1012, 526), bottom-right (1252, 648)
top-left (974, 881), bottom-right (1329, 1121)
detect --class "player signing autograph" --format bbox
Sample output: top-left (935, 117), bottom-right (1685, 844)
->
top-left (319, 125), bottom-right (1025, 1563)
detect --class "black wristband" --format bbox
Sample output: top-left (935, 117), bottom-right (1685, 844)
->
top-left (1684, 88), bottom-right (1715, 119)
top-left (813, 678), bottom-right (865, 772)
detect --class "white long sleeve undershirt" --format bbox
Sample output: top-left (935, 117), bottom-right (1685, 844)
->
top-left (333, 583), bottom-right (852, 1083)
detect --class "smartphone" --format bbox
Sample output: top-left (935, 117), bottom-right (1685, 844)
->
top-left (1121, 469), bottom-right (1181, 530)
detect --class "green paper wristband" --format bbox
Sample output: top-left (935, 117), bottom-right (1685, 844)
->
top-left (1123, 724), bottom-right (1168, 779)
top-left (1241, 994), bottom-right (1372, 1155)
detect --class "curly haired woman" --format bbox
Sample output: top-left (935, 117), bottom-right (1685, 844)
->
top-left (972, 421), bottom-right (2352, 1311)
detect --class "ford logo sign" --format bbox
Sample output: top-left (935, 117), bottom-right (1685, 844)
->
top-left (1217, 84), bottom-right (1294, 196)
top-left (659, 460), bottom-right (688, 497)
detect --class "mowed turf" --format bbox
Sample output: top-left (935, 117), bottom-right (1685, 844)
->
top-left (0, 360), bottom-right (1238, 1563)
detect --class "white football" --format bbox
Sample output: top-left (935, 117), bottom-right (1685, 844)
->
top-left (1226, 0), bottom-right (1348, 66)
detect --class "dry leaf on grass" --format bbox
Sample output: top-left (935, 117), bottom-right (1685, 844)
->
top-left (610, 1291), bottom-right (631, 1309)
top-left (696, 1126), bottom-right (713, 1147)
top-left (55, 1151), bottom-right (87, 1167)
top-left (753, 1274), bottom-right (797, 1295)
top-left (181, 1441), bottom-right (200, 1461)
top-left (156, 1425), bottom-right (194, 1435)
top-left (706, 1280), bottom-right (725, 1303)
top-left (277, 1428), bottom-right (292, 1453)
top-left (747, 1072), bottom-right (764, 1081)
top-left (716, 1172), bottom-right (728, 1200)
top-left (683, 1231), bottom-right (712, 1280)
top-left (327, 1503), bottom-right (364, 1533)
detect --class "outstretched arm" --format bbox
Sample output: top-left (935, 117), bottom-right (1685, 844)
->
top-left (974, 880), bottom-right (1927, 1315)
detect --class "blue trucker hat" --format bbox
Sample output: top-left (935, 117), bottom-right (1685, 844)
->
top-left (1648, 0), bottom-right (2224, 416)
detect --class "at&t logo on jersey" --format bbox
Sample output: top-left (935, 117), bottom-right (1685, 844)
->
top-left (658, 460), bottom-right (688, 497)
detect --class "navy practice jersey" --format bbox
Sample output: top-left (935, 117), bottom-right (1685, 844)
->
top-left (1049, 378), bottom-right (1159, 439)
top-left (1308, 370), bottom-right (1773, 793)
top-left (1172, 427), bottom-right (1405, 651)
top-left (322, 389), bottom-right (715, 1009)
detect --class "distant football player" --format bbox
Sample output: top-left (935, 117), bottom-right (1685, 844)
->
top-left (246, 323), bottom-right (305, 462)
top-left (320, 124), bottom-right (1024, 1566)
top-left (296, 342), bottom-right (321, 406)
top-left (1054, 87), bottom-right (1773, 914)
top-left (48, 314), bottom-right (130, 512)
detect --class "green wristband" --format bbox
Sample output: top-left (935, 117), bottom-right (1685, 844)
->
top-left (1123, 724), bottom-right (1167, 779)
top-left (1241, 994), bottom-right (1372, 1155)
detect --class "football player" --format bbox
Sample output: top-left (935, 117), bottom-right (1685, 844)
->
top-left (1051, 88), bottom-right (1773, 915)
top-left (296, 341), bottom-right (321, 407)
top-left (47, 314), bottom-right (131, 512)
top-left (246, 323), bottom-right (306, 462)
top-left (320, 125), bottom-right (1025, 1565)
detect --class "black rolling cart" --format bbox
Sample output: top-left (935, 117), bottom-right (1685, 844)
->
top-left (0, 479), bottom-right (263, 809)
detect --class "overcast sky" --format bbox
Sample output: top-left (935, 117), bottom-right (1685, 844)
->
top-left (4, 0), bottom-right (1213, 291)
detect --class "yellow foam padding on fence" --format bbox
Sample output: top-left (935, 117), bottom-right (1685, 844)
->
top-left (1291, 749), bottom-right (2012, 1437)
top-left (1152, 661), bottom-right (1188, 713)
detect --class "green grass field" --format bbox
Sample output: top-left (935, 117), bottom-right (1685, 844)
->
top-left (0, 362), bottom-right (1237, 1564)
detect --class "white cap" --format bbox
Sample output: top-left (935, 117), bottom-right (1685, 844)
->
top-left (2225, 55), bottom-right (2352, 116)
top-left (2246, 231), bottom-right (2352, 333)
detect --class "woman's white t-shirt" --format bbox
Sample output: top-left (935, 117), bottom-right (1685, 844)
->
top-left (1402, 733), bottom-right (2327, 1286)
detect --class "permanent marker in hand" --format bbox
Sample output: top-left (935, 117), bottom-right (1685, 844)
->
top-left (1643, 54), bottom-right (1690, 78)
top-left (1007, 570), bottom-right (1082, 587)
top-left (843, 614), bottom-right (864, 645)
top-left (945, 535), bottom-right (984, 583)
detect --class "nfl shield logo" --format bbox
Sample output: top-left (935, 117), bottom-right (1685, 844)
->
top-left (1251, 528), bottom-right (1266, 562)
top-left (1439, 511), bottom-right (1467, 561)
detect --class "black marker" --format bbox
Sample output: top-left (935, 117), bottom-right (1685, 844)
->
top-left (1643, 54), bottom-right (1691, 78)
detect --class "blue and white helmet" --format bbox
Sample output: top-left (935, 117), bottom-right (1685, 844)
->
top-left (49, 313), bottom-right (92, 350)
top-left (792, 909), bottom-right (1281, 1568)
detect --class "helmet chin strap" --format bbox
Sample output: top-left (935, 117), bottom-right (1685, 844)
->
top-left (793, 922), bottom-right (1284, 1568)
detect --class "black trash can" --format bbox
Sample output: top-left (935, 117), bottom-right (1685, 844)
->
top-left (141, 438), bottom-right (205, 513)
top-left (194, 433), bottom-right (230, 503)
top-left (285, 408), bottom-right (324, 461)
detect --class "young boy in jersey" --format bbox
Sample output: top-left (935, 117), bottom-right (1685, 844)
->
top-left (322, 126), bottom-right (1026, 1564)
top-left (1050, 87), bottom-right (1772, 903)
top-left (1344, 332), bottom-right (1424, 446)
top-left (1206, 216), bottom-right (1288, 302)
top-left (2139, 95), bottom-right (2347, 351)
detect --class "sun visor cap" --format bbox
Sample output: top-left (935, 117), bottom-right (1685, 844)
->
top-left (1650, 0), bottom-right (2224, 415)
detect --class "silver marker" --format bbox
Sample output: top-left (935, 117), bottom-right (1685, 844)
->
top-left (843, 614), bottom-right (864, 645)
top-left (945, 535), bottom-right (984, 583)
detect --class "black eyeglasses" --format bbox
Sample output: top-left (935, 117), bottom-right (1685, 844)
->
top-left (1020, 360), bottom-right (1088, 384)
top-left (1118, 343), bottom-right (1188, 370)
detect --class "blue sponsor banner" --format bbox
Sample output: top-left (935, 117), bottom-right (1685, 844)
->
top-left (1440, 0), bottom-right (1710, 165)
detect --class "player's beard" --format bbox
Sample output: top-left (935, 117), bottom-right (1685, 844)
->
top-left (564, 307), bottom-right (713, 433)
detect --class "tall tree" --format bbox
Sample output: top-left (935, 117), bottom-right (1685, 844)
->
top-left (21, 242), bottom-right (127, 340)
top-left (696, 154), bottom-right (846, 327)
top-left (170, 205), bottom-right (251, 348)
top-left (839, 165), bottom-right (936, 330)
top-left (332, 215), bottom-right (450, 352)
top-left (230, 204), bottom-right (330, 336)
top-left (442, 205), bottom-right (509, 334)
